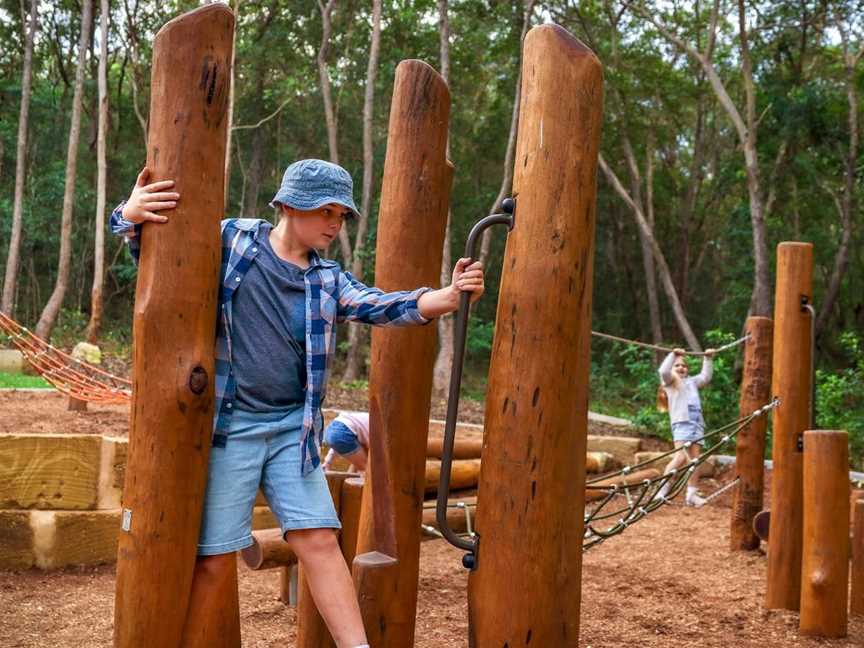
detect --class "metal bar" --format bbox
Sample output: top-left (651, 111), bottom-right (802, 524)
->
top-left (436, 200), bottom-right (515, 558)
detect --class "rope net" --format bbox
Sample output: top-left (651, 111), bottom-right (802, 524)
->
top-left (582, 399), bottom-right (779, 552)
top-left (0, 312), bottom-right (131, 404)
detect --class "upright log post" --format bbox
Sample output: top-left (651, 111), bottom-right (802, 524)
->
top-left (851, 499), bottom-right (864, 616)
top-left (113, 6), bottom-right (234, 647)
top-left (730, 316), bottom-right (773, 550)
top-left (765, 242), bottom-right (813, 611)
top-left (467, 24), bottom-right (602, 647)
top-left (800, 430), bottom-right (849, 637)
top-left (352, 59), bottom-right (451, 647)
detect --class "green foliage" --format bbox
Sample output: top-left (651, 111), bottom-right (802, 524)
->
top-left (816, 331), bottom-right (864, 468)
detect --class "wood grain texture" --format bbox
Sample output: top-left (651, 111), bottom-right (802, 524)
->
top-left (467, 24), bottom-right (603, 648)
top-left (241, 528), bottom-right (296, 570)
top-left (730, 316), bottom-right (773, 550)
top-left (799, 430), bottom-right (849, 637)
top-left (766, 242), bottom-right (813, 611)
top-left (851, 499), bottom-right (864, 616)
top-left (112, 5), bottom-right (234, 647)
top-left (354, 58), bottom-right (451, 647)
top-left (0, 434), bottom-right (101, 509)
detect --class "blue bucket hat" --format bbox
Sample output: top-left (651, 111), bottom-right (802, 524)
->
top-left (269, 159), bottom-right (360, 218)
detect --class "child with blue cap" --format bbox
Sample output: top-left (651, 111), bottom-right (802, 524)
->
top-left (110, 158), bottom-right (484, 647)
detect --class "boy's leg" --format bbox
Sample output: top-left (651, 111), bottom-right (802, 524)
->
top-left (181, 553), bottom-right (241, 648)
top-left (263, 410), bottom-right (366, 647)
top-left (286, 528), bottom-right (368, 647)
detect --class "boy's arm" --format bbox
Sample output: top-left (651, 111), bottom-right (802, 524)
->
top-left (658, 351), bottom-right (677, 386)
top-left (109, 200), bottom-right (142, 265)
top-left (336, 271), bottom-right (432, 326)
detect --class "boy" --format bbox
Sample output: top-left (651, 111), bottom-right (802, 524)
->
top-left (111, 158), bottom-right (484, 647)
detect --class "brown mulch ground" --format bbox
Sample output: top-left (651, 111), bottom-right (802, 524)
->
top-left (3, 502), bottom-right (861, 647)
top-left (7, 391), bottom-right (855, 646)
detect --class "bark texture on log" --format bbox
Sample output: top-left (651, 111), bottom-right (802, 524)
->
top-left (766, 242), bottom-right (813, 611)
top-left (730, 316), bottom-right (773, 551)
top-left (113, 6), bottom-right (234, 647)
top-left (353, 59), bottom-right (451, 648)
top-left (851, 499), bottom-right (864, 617)
top-left (467, 24), bottom-right (602, 648)
top-left (799, 430), bottom-right (849, 638)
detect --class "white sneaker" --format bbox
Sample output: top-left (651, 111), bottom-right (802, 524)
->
top-left (685, 492), bottom-right (707, 507)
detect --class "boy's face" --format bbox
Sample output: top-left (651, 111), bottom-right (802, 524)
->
top-left (285, 203), bottom-right (349, 249)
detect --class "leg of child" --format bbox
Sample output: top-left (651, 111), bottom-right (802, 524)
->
top-left (286, 528), bottom-right (367, 648)
top-left (654, 442), bottom-right (689, 500)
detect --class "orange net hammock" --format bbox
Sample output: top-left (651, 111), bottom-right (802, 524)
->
top-left (0, 311), bottom-right (132, 404)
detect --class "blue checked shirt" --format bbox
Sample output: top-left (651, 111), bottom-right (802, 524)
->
top-left (110, 205), bottom-right (432, 475)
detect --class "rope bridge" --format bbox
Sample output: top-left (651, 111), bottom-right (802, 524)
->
top-left (582, 399), bottom-right (780, 551)
top-left (0, 312), bottom-right (131, 404)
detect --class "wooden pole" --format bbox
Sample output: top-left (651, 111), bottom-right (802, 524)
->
top-left (730, 316), bottom-right (773, 550)
top-left (339, 477), bottom-right (364, 567)
top-left (800, 430), bottom-right (849, 637)
top-left (467, 24), bottom-right (602, 647)
top-left (240, 528), bottom-right (296, 570)
top-left (765, 242), bottom-right (813, 611)
top-left (353, 58), bottom-right (451, 647)
top-left (113, 6), bottom-right (234, 647)
top-left (352, 551), bottom-right (400, 647)
top-left (851, 499), bottom-right (864, 616)
top-left (426, 437), bottom-right (483, 459)
top-left (424, 458), bottom-right (481, 492)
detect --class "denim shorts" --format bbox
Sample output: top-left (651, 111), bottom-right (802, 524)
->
top-left (324, 420), bottom-right (362, 456)
top-left (197, 406), bottom-right (340, 556)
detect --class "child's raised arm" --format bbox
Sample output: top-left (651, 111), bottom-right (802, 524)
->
top-left (693, 349), bottom-right (716, 388)
top-left (109, 167), bottom-right (179, 264)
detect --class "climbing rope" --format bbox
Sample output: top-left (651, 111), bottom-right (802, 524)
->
top-left (582, 399), bottom-right (780, 551)
top-left (0, 312), bottom-right (131, 404)
top-left (590, 330), bottom-right (750, 357)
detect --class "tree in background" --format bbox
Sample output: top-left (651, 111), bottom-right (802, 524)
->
top-left (85, 0), bottom-right (110, 342)
top-left (1, 0), bottom-right (39, 317)
top-left (35, 0), bottom-right (93, 340)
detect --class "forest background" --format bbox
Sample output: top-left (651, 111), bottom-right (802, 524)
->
top-left (0, 0), bottom-right (862, 465)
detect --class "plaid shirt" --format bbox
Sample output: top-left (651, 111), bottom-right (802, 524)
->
top-left (110, 205), bottom-right (431, 475)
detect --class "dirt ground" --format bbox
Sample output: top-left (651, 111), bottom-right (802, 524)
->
top-left (3, 390), bottom-right (860, 646)
top-left (3, 503), bottom-right (861, 647)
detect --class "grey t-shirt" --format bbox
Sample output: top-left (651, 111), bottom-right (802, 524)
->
top-left (231, 223), bottom-right (308, 412)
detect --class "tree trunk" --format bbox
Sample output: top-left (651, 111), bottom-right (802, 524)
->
top-left (816, 39), bottom-right (860, 332)
top-left (477, 0), bottom-right (536, 267)
top-left (243, 126), bottom-right (264, 218)
top-left (85, 0), bottom-right (109, 342)
top-left (1, 0), bottom-right (38, 316)
top-left (342, 0), bottom-right (382, 383)
top-left (598, 155), bottom-right (701, 350)
top-left (36, 0), bottom-right (93, 340)
top-left (316, 0), bottom-right (351, 265)
top-left (433, 0), bottom-right (454, 395)
top-left (223, 0), bottom-right (240, 209)
top-left (642, 134), bottom-right (662, 344)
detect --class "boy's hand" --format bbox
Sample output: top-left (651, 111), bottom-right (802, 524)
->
top-left (121, 167), bottom-right (179, 235)
top-left (451, 257), bottom-right (484, 304)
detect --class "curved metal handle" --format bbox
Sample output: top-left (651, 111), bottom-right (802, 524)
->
top-left (436, 198), bottom-right (515, 563)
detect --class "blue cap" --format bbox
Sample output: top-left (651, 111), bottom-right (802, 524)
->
top-left (269, 159), bottom-right (360, 218)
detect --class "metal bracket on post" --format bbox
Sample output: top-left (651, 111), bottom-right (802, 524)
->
top-left (436, 197), bottom-right (516, 570)
top-left (800, 295), bottom-right (816, 431)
